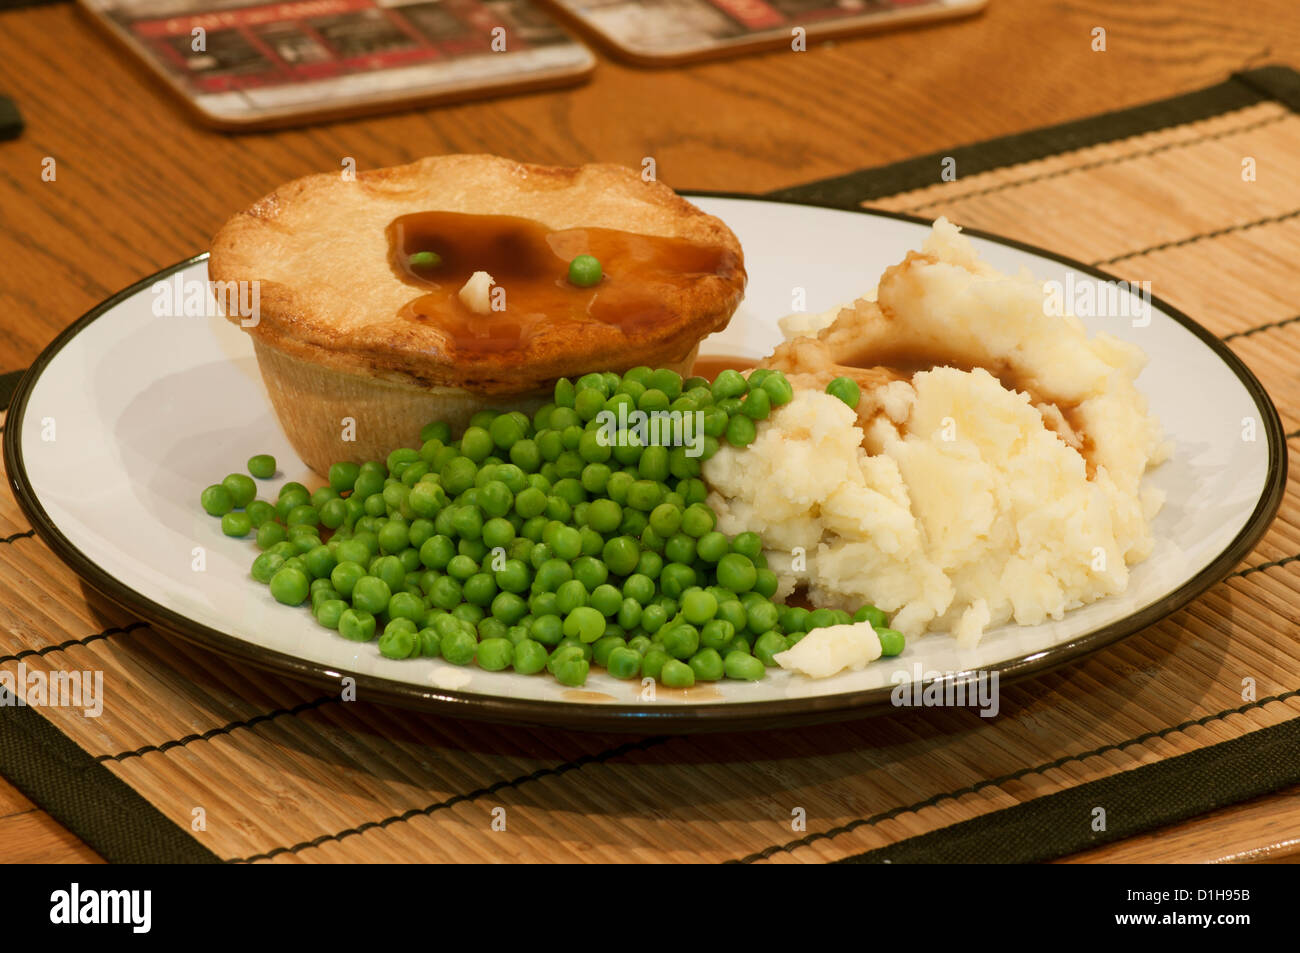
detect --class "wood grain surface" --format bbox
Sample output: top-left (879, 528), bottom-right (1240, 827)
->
top-left (1, 0), bottom-right (1298, 863)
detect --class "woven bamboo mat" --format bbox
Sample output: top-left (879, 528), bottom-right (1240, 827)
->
top-left (2, 71), bottom-right (1299, 864)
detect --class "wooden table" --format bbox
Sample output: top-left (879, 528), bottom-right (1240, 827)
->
top-left (2, 0), bottom-right (1299, 864)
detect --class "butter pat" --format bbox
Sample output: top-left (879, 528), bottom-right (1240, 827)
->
top-left (774, 622), bottom-right (883, 679)
top-left (459, 271), bottom-right (495, 314)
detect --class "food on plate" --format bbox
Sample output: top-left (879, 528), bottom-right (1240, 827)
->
top-left (199, 365), bottom-right (907, 690)
top-left (209, 155), bottom-right (746, 476)
top-left (777, 299), bottom-right (854, 340)
top-left (199, 203), bottom-right (1170, 690)
top-left (772, 620), bottom-right (882, 679)
top-left (706, 218), bottom-right (1169, 648)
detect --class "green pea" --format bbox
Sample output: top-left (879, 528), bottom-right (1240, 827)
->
top-left (617, 597), bottom-right (643, 630)
top-left (568, 254), bottom-right (602, 288)
top-left (641, 604), bottom-right (668, 635)
top-left (554, 578), bottom-right (587, 614)
top-left (529, 614), bottom-right (563, 646)
top-left (314, 598), bottom-right (347, 630)
top-left (378, 624), bottom-right (418, 660)
top-left (753, 631), bottom-right (790, 666)
top-left (761, 372), bottom-right (794, 407)
top-left (338, 609), bottom-right (376, 642)
top-left (592, 635), bottom-right (626, 667)
top-left (688, 648), bottom-right (724, 681)
top-left (463, 572), bottom-right (498, 606)
top-left (244, 500), bottom-right (275, 528)
top-left (659, 563), bottom-right (696, 600)
top-left (625, 480), bottom-right (662, 513)
top-left (716, 599), bottom-right (747, 632)
top-left (746, 600), bottom-right (780, 635)
top-left (269, 567), bottom-right (309, 606)
top-left (440, 629), bottom-right (477, 666)
top-left (680, 503), bottom-right (715, 538)
top-left (663, 533), bottom-right (696, 566)
top-left (551, 654), bottom-right (590, 687)
top-left (417, 534), bottom-right (454, 571)
top-left (476, 617), bottom-right (507, 644)
top-left (692, 531), bottom-right (725, 563)
top-left (716, 553), bottom-right (757, 593)
top-left (642, 647), bottom-right (670, 680)
top-left (780, 605), bottom-right (812, 633)
top-left (724, 414), bottom-right (757, 447)
top-left (563, 606), bottom-right (605, 643)
top-left (606, 647), bottom-right (641, 679)
top-left (602, 536), bottom-right (640, 576)
top-left (589, 583), bottom-right (623, 618)
top-left (661, 623), bottom-right (699, 659)
top-left (626, 635), bottom-right (652, 656)
top-left (285, 504), bottom-right (319, 529)
top-left (701, 406), bottom-right (728, 438)
top-left (495, 559), bottom-right (531, 594)
top-left (699, 618), bottom-right (735, 652)
top-left (622, 573), bottom-right (656, 605)
top-left (753, 568), bottom-right (778, 599)
top-left (221, 473), bottom-right (257, 508)
top-left (876, 627), bottom-right (906, 657)
top-left (660, 659), bottom-right (695, 688)
top-left (635, 549), bottom-right (663, 578)
top-left (512, 639), bottom-right (548, 674)
top-left (221, 511), bottom-right (252, 537)
top-left (681, 589), bottom-right (718, 625)
top-left (371, 555), bottom-right (406, 592)
top-left (711, 369), bottom-right (747, 400)
top-left (479, 481), bottom-right (514, 519)
top-left (303, 544), bottom-right (336, 580)
top-left (724, 650), bottom-right (765, 681)
top-left (417, 627), bottom-right (441, 658)
top-left (246, 454), bottom-right (276, 479)
top-left (854, 604), bottom-right (889, 628)
top-left (379, 517), bottom-right (408, 553)
top-left (388, 591), bottom-right (425, 622)
top-left (551, 525), bottom-right (583, 561)
top-left (452, 605), bottom-right (484, 628)
top-left (826, 376), bottom-right (861, 409)
top-left (351, 575), bottom-right (391, 614)
top-left (471, 637), bottom-right (509, 671)
top-left (808, 607), bottom-right (838, 630)
top-left (491, 591), bottom-right (528, 625)
top-left (741, 387), bottom-right (771, 421)
top-left (250, 551), bottom-right (285, 584)
top-left (200, 484), bottom-right (234, 516)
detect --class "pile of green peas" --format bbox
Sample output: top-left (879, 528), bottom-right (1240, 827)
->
top-left (199, 366), bottom-right (905, 688)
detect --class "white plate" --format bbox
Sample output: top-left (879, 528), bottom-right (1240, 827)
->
top-left (4, 196), bottom-right (1287, 731)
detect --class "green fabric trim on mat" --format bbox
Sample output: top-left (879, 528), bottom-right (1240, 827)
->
top-left (1, 66), bottom-right (1298, 863)
top-left (0, 696), bottom-right (221, 863)
top-left (839, 711), bottom-right (1300, 864)
top-left (770, 65), bottom-right (1296, 209)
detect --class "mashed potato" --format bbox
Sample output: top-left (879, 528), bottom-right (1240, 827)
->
top-left (704, 219), bottom-right (1169, 649)
top-left (777, 300), bottom-right (857, 340)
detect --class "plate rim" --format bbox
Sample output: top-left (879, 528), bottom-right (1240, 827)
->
top-left (3, 194), bottom-right (1289, 733)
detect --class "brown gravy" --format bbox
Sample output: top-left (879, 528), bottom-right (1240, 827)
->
top-left (839, 342), bottom-right (1095, 474)
top-left (690, 353), bottom-right (756, 381)
top-left (561, 690), bottom-right (616, 703)
top-left (387, 211), bottom-right (740, 355)
top-left (655, 682), bottom-right (723, 701)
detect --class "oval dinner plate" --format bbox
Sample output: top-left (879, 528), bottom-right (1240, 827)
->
top-left (3, 196), bottom-right (1287, 732)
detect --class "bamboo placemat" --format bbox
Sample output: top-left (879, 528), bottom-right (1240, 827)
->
top-left (2, 68), bottom-right (1298, 864)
